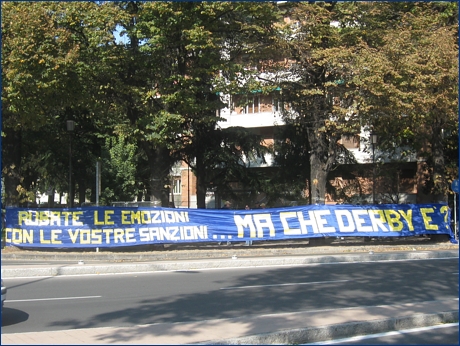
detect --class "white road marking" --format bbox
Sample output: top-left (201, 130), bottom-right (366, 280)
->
top-left (302, 323), bottom-right (459, 345)
top-left (221, 279), bottom-right (349, 290)
top-left (7, 295), bottom-right (101, 303)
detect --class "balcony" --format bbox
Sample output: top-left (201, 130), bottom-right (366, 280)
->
top-left (219, 109), bottom-right (284, 129)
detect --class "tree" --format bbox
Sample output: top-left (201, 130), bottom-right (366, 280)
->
top-left (2, 1), bottom-right (280, 208)
top-left (354, 2), bottom-right (458, 203)
top-left (125, 1), bottom-right (281, 208)
top-left (1, 1), bottom-right (125, 206)
top-left (267, 2), bottom-right (364, 204)
top-left (268, 1), bottom-right (457, 204)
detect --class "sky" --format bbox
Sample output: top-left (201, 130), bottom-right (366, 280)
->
top-left (113, 25), bottom-right (129, 44)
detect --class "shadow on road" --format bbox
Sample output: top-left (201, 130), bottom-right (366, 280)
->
top-left (2, 307), bottom-right (29, 327)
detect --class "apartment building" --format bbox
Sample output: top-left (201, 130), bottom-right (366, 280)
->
top-left (165, 85), bottom-right (418, 209)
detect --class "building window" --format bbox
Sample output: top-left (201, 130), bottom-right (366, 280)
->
top-left (173, 179), bottom-right (182, 194)
top-left (247, 95), bottom-right (259, 113)
top-left (232, 95), bottom-right (260, 114)
top-left (341, 135), bottom-right (360, 149)
top-left (273, 97), bottom-right (280, 112)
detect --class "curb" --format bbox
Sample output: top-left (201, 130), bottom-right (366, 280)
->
top-left (1, 240), bottom-right (457, 262)
top-left (2, 250), bottom-right (458, 278)
top-left (203, 311), bottom-right (459, 345)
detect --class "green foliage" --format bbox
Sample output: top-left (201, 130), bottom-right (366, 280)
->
top-left (1, 1), bottom-right (457, 207)
top-left (270, 1), bottom-right (458, 203)
top-left (99, 136), bottom-right (140, 205)
top-left (354, 3), bottom-right (458, 200)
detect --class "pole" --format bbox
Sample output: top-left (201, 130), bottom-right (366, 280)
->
top-left (455, 195), bottom-right (458, 240)
top-left (372, 142), bottom-right (375, 204)
top-left (170, 176), bottom-right (174, 206)
top-left (371, 133), bottom-right (378, 204)
top-left (96, 161), bottom-right (101, 206)
top-left (67, 120), bottom-right (75, 208)
top-left (68, 131), bottom-right (73, 208)
top-left (187, 165), bottom-right (190, 208)
top-left (458, 101), bottom-right (460, 241)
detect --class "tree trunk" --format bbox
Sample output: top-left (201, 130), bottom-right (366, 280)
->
top-left (78, 177), bottom-right (86, 206)
top-left (48, 191), bottom-right (55, 208)
top-left (144, 145), bottom-right (172, 207)
top-left (432, 123), bottom-right (448, 203)
top-left (306, 122), bottom-right (335, 205)
top-left (195, 152), bottom-right (207, 209)
top-left (309, 152), bottom-right (328, 205)
top-left (2, 128), bottom-right (22, 206)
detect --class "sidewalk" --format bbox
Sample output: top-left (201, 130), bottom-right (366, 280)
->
top-left (1, 238), bottom-right (459, 344)
top-left (2, 299), bottom-right (458, 344)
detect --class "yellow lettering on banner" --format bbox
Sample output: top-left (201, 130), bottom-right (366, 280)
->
top-left (7, 228), bottom-right (34, 244)
top-left (50, 211), bottom-right (61, 226)
top-left (125, 228), bottom-right (136, 243)
top-left (335, 210), bottom-right (355, 233)
top-left (94, 210), bottom-right (114, 225)
top-left (121, 210), bottom-right (130, 224)
top-left (280, 212), bottom-right (300, 235)
top-left (141, 211), bottom-right (150, 224)
top-left (68, 230), bottom-right (79, 243)
top-left (13, 229), bottom-right (22, 243)
top-left (39, 211), bottom-right (49, 226)
top-left (62, 212), bottom-right (72, 226)
top-left (18, 211), bottom-right (30, 225)
top-left (253, 214), bottom-right (275, 237)
top-left (234, 215), bottom-right (257, 238)
top-left (9, 229), bottom-right (15, 243)
top-left (314, 210), bottom-right (335, 233)
top-left (131, 211), bottom-right (141, 224)
top-left (398, 210), bottom-right (414, 231)
top-left (92, 230), bottom-right (102, 244)
top-left (72, 212), bottom-right (83, 226)
top-left (420, 208), bottom-right (438, 230)
top-left (51, 230), bottom-right (62, 244)
top-left (369, 210), bottom-right (390, 232)
top-left (94, 211), bottom-right (104, 225)
top-left (80, 230), bottom-right (91, 244)
top-left (40, 230), bottom-right (50, 244)
top-left (440, 205), bottom-right (449, 222)
top-left (5, 228), bottom-right (11, 242)
top-left (298, 211), bottom-right (318, 234)
top-left (11, 229), bottom-right (19, 243)
top-left (24, 229), bottom-right (33, 243)
top-left (40, 211), bottom-right (60, 226)
top-left (104, 210), bottom-right (114, 225)
top-left (384, 210), bottom-right (403, 231)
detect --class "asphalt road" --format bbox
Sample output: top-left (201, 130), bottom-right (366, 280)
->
top-left (2, 258), bottom-right (458, 335)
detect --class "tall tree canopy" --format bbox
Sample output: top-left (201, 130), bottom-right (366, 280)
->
top-left (269, 1), bottom-right (458, 204)
top-left (2, 1), bottom-right (124, 206)
top-left (118, 1), bottom-right (281, 208)
top-left (1, 1), bottom-right (457, 208)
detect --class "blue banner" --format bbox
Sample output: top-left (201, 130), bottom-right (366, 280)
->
top-left (4, 203), bottom-right (454, 248)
